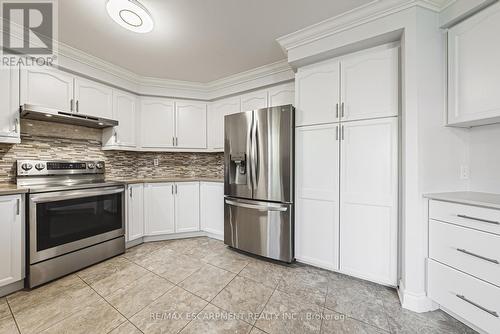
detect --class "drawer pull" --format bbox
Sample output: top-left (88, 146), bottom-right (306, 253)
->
top-left (456, 294), bottom-right (499, 318)
top-left (457, 248), bottom-right (499, 264)
top-left (457, 214), bottom-right (500, 225)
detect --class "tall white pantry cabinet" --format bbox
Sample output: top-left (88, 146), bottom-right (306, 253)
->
top-left (295, 44), bottom-right (399, 286)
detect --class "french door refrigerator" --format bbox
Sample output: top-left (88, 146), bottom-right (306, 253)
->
top-left (224, 104), bottom-right (294, 263)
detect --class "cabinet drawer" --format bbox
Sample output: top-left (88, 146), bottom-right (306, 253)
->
top-left (429, 200), bottom-right (500, 235)
top-left (429, 220), bottom-right (500, 287)
top-left (428, 260), bottom-right (500, 334)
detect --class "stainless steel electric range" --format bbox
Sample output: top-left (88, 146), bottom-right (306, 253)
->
top-left (17, 160), bottom-right (125, 288)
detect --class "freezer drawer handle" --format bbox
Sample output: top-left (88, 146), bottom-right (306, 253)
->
top-left (457, 214), bottom-right (499, 225)
top-left (456, 248), bottom-right (499, 264)
top-left (225, 199), bottom-right (288, 212)
top-left (456, 294), bottom-right (499, 318)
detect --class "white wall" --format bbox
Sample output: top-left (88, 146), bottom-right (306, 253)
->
top-left (469, 124), bottom-right (500, 192)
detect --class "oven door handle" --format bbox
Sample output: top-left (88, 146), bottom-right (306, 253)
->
top-left (30, 187), bottom-right (124, 203)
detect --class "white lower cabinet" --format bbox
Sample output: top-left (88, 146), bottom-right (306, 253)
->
top-left (126, 184), bottom-right (145, 242)
top-left (200, 182), bottom-right (224, 236)
top-left (0, 195), bottom-right (24, 287)
top-left (175, 182), bottom-right (200, 233)
top-left (296, 118), bottom-right (398, 285)
top-left (144, 183), bottom-right (175, 236)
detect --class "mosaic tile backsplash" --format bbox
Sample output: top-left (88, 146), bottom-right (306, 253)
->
top-left (0, 120), bottom-right (224, 183)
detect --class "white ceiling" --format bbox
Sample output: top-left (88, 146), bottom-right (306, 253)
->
top-left (59, 0), bottom-right (373, 82)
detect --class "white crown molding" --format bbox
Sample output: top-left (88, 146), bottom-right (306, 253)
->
top-left (276, 0), bottom-right (451, 53)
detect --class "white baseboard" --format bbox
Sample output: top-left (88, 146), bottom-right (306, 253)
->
top-left (398, 279), bottom-right (439, 313)
top-left (127, 231), bottom-right (224, 248)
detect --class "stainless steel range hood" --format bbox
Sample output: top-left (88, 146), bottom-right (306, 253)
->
top-left (20, 104), bottom-right (118, 129)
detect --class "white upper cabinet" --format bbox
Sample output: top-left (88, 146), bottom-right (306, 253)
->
top-left (175, 101), bottom-right (207, 149)
top-left (268, 82), bottom-right (295, 108)
top-left (241, 89), bottom-right (268, 112)
top-left (112, 90), bottom-right (137, 148)
top-left (0, 67), bottom-right (20, 143)
top-left (0, 195), bottom-right (23, 287)
top-left (447, 2), bottom-right (500, 127)
top-left (341, 46), bottom-right (399, 121)
top-left (208, 97), bottom-right (240, 150)
top-left (339, 117), bottom-right (398, 286)
top-left (295, 124), bottom-right (340, 270)
top-left (144, 183), bottom-right (175, 236)
top-left (175, 182), bottom-right (200, 233)
top-left (200, 182), bottom-right (224, 236)
top-left (126, 184), bottom-right (144, 242)
top-left (140, 98), bottom-right (175, 149)
top-left (295, 59), bottom-right (340, 126)
top-left (20, 66), bottom-right (74, 113)
top-left (74, 77), bottom-right (113, 119)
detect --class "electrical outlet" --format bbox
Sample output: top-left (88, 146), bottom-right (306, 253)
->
top-left (154, 158), bottom-right (159, 167)
top-left (460, 165), bottom-right (470, 180)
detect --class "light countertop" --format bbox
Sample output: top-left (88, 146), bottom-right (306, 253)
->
top-left (424, 191), bottom-right (500, 210)
top-left (0, 184), bottom-right (29, 196)
top-left (108, 177), bottom-right (224, 185)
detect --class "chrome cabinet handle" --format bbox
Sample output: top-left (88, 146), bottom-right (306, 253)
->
top-left (341, 102), bottom-right (345, 118)
top-left (457, 248), bottom-right (499, 264)
top-left (16, 198), bottom-right (20, 216)
top-left (176, 137), bottom-right (178, 146)
top-left (335, 103), bottom-right (339, 119)
top-left (70, 99), bottom-right (74, 112)
top-left (129, 187), bottom-right (133, 198)
top-left (171, 185), bottom-right (174, 195)
top-left (336, 126), bottom-right (339, 141)
top-left (457, 214), bottom-right (500, 225)
top-left (76, 100), bottom-right (79, 113)
top-left (175, 184), bottom-right (178, 194)
top-left (341, 125), bottom-right (345, 140)
top-left (456, 295), bottom-right (499, 318)
top-left (172, 137), bottom-right (175, 146)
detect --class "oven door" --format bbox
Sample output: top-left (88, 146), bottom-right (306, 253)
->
top-left (29, 186), bottom-right (124, 264)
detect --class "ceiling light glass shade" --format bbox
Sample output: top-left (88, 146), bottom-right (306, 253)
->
top-left (106, 0), bottom-right (154, 33)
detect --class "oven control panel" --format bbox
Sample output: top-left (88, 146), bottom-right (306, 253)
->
top-left (17, 160), bottom-right (105, 176)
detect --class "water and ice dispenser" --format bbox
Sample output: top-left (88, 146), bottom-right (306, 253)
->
top-left (229, 153), bottom-right (247, 185)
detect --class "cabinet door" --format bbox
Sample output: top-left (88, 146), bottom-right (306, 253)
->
top-left (175, 182), bottom-right (200, 233)
top-left (0, 67), bottom-right (20, 143)
top-left (241, 90), bottom-right (268, 112)
top-left (144, 183), bottom-right (175, 236)
top-left (20, 66), bottom-right (74, 112)
top-left (268, 82), bottom-right (295, 108)
top-left (208, 97), bottom-right (240, 150)
top-left (0, 195), bottom-right (23, 287)
top-left (339, 117), bottom-right (398, 286)
top-left (175, 101), bottom-right (207, 149)
top-left (74, 78), bottom-right (113, 119)
top-left (296, 59), bottom-right (340, 126)
top-left (200, 182), bottom-right (224, 236)
top-left (127, 184), bottom-right (144, 242)
top-left (113, 90), bottom-right (137, 148)
top-left (295, 124), bottom-right (340, 270)
top-left (448, 2), bottom-right (500, 127)
top-left (140, 98), bottom-right (175, 149)
top-left (341, 46), bottom-right (399, 121)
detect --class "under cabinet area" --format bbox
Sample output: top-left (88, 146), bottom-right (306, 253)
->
top-left (0, 195), bottom-right (24, 288)
top-left (125, 181), bottom-right (223, 244)
top-left (447, 2), bottom-right (500, 127)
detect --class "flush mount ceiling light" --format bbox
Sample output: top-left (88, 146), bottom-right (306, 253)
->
top-left (106, 0), bottom-right (154, 33)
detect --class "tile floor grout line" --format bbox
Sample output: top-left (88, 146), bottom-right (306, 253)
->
top-left (77, 273), bottom-right (145, 334)
top-left (319, 285), bottom-right (329, 334)
top-left (174, 299), bottom-right (211, 334)
top-left (5, 299), bottom-right (22, 334)
top-left (251, 281), bottom-right (279, 332)
top-left (207, 260), bottom-right (249, 304)
top-left (321, 301), bottom-right (391, 333)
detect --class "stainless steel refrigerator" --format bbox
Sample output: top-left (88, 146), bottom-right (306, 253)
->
top-left (224, 104), bottom-right (294, 263)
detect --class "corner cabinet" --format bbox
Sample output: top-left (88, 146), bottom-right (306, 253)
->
top-left (208, 97), bottom-right (241, 151)
top-left (447, 2), bottom-right (500, 127)
top-left (103, 90), bottom-right (137, 150)
top-left (0, 195), bottom-right (24, 287)
top-left (0, 67), bottom-right (20, 143)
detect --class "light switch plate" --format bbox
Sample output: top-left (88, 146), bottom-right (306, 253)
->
top-left (460, 165), bottom-right (469, 180)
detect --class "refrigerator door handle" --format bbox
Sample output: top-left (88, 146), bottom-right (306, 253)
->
top-left (250, 115), bottom-right (258, 192)
top-left (225, 199), bottom-right (288, 212)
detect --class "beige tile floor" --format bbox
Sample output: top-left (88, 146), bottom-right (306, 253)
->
top-left (0, 237), bottom-right (477, 334)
